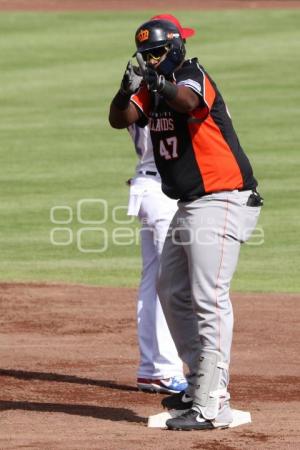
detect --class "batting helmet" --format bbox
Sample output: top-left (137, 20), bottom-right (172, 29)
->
top-left (151, 14), bottom-right (195, 40)
top-left (134, 19), bottom-right (186, 78)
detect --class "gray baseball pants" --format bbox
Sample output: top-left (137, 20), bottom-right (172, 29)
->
top-left (157, 190), bottom-right (261, 396)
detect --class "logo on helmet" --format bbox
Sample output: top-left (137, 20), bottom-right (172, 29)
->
top-left (167, 32), bottom-right (180, 39)
top-left (137, 29), bottom-right (149, 42)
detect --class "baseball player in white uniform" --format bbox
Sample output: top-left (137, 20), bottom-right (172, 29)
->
top-left (125, 14), bottom-right (196, 395)
top-left (127, 122), bottom-right (187, 394)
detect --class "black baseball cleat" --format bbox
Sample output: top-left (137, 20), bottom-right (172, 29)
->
top-left (166, 408), bottom-right (231, 431)
top-left (161, 391), bottom-right (193, 410)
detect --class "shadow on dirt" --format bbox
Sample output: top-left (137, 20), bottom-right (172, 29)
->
top-left (0, 368), bottom-right (137, 392)
top-left (0, 399), bottom-right (147, 424)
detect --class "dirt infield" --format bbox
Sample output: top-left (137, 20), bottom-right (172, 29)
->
top-left (0, 0), bottom-right (300, 10)
top-left (0, 283), bottom-right (299, 449)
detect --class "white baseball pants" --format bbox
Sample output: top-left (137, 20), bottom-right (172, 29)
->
top-left (129, 175), bottom-right (184, 379)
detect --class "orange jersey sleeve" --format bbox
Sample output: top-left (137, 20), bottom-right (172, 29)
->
top-left (131, 84), bottom-right (151, 117)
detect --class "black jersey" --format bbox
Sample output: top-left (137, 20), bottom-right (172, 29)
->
top-left (132, 58), bottom-right (257, 201)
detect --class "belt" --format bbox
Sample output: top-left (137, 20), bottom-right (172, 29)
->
top-left (138, 170), bottom-right (158, 176)
top-left (180, 188), bottom-right (262, 204)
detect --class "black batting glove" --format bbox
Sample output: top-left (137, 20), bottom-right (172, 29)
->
top-left (144, 66), bottom-right (166, 93)
top-left (143, 66), bottom-right (178, 102)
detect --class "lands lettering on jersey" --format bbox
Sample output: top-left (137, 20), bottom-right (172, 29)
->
top-left (149, 116), bottom-right (175, 132)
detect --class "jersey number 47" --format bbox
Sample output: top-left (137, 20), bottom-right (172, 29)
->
top-left (159, 137), bottom-right (178, 160)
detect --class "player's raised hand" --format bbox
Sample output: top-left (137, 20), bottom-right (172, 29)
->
top-left (120, 61), bottom-right (142, 95)
top-left (136, 52), bottom-right (165, 93)
top-left (144, 66), bottom-right (166, 93)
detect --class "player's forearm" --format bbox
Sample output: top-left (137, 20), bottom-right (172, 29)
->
top-left (109, 91), bottom-right (139, 129)
top-left (164, 85), bottom-right (200, 113)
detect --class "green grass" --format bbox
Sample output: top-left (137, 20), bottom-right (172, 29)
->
top-left (0, 10), bottom-right (299, 292)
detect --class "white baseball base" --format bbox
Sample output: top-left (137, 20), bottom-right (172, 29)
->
top-left (148, 409), bottom-right (251, 428)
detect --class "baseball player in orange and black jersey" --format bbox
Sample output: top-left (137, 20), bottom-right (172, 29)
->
top-left (109, 17), bottom-right (263, 431)
top-left (132, 63), bottom-right (256, 200)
